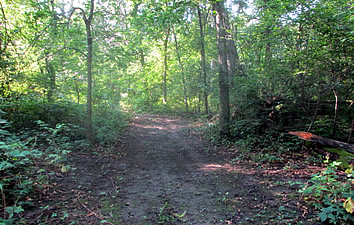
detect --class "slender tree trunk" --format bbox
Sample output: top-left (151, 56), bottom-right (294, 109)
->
top-left (224, 18), bottom-right (236, 82)
top-left (332, 89), bottom-right (338, 136)
top-left (45, 55), bottom-right (55, 102)
top-left (69, 0), bottom-right (95, 143)
top-left (307, 95), bottom-right (321, 132)
top-left (197, 6), bottom-right (209, 115)
top-left (172, 27), bottom-right (188, 111)
top-left (75, 83), bottom-right (80, 104)
top-left (68, 0), bottom-right (95, 142)
top-left (348, 118), bottom-right (353, 144)
top-left (86, 20), bottom-right (93, 142)
top-left (198, 92), bottom-right (202, 114)
top-left (0, 2), bottom-right (9, 55)
top-left (139, 50), bottom-right (150, 105)
top-left (263, 0), bottom-right (272, 68)
top-left (162, 26), bottom-right (170, 104)
top-left (46, 0), bottom-right (56, 103)
top-left (213, 0), bottom-right (230, 134)
top-left (265, 28), bottom-right (271, 67)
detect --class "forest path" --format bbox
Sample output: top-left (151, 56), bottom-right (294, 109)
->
top-left (26, 114), bottom-right (316, 224)
top-left (106, 114), bottom-right (312, 224)
top-left (115, 113), bottom-right (253, 224)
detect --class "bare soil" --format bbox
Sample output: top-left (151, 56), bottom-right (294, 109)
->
top-left (24, 114), bottom-right (322, 224)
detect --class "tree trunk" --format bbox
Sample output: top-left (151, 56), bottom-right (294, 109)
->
top-left (263, 0), bottom-right (272, 68)
top-left (289, 131), bottom-right (354, 154)
top-left (265, 28), bottom-right (271, 67)
top-left (197, 6), bottom-right (209, 115)
top-left (224, 14), bottom-right (241, 87)
top-left (83, 0), bottom-right (95, 143)
top-left (213, 0), bottom-right (230, 134)
top-left (332, 89), bottom-right (338, 136)
top-left (172, 27), bottom-right (188, 111)
top-left (45, 56), bottom-right (55, 103)
top-left (162, 26), bottom-right (170, 104)
top-left (46, 0), bottom-right (57, 103)
top-left (139, 50), bottom-right (151, 105)
top-left (75, 82), bottom-right (80, 104)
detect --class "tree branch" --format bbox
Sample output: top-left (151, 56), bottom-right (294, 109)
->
top-left (68, 7), bottom-right (87, 28)
top-left (88, 0), bottom-right (94, 21)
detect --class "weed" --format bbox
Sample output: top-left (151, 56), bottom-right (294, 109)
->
top-left (300, 162), bottom-right (354, 224)
top-left (93, 108), bottom-right (130, 145)
top-left (157, 201), bottom-right (186, 224)
top-left (158, 202), bottom-right (175, 224)
top-left (0, 117), bottom-right (83, 223)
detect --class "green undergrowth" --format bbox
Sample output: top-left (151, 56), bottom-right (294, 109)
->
top-left (1, 99), bottom-right (130, 145)
top-left (93, 106), bottom-right (130, 145)
top-left (0, 99), bottom-right (129, 223)
top-left (300, 162), bottom-right (354, 224)
top-left (195, 118), bottom-right (304, 164)
top-left (324, 148), bottom-right (354, 169)
top-left (0, 117), bottom-right (85, 224)
top-left (0, 99), bottom-right (86, 132)
top-left (157, 201), bottom-right (187, 224)
top-left (196, 116), bottom-right (353, 224)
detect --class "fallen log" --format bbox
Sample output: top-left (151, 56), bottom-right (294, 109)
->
top-left (288, 131), bottom-right (354, 154)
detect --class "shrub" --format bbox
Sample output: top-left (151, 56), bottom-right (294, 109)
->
top-left (0, 115), bottom-right (84, 223)
top-left (300, 162), bottom-right (354, 224)
top-left (0, 99), bottom-right (86, 131)
top-left (93, 107), bottom-right (130, 145)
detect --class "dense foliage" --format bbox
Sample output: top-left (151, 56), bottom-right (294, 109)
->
top-left (0, 102), bottom-right (128, 223)
top-left (0, 114), bottom-right (80, 223)
top-left (301, 162), bottom-right (354, 224)
top-left (0, 0), bottom-right (352, 223)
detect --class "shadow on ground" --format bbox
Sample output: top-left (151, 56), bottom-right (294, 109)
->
top-left (24, 114), bottom-right (321, 224)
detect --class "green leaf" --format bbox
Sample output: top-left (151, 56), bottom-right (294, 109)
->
top-left (0, 161), bottom-right (14, 170)
top-left (318, 212), bottom-right (328, 222)
top-left (322, 206), bottom-right (334, 213)
top-left (16, 151), bottom-right (32, 157)
top-left (278, 206), bottom-right (286, 211)
top-left (172, 210), bottom-right (187, 218)
top-left (0, 119), bottom-right (8, 124)
top-left (5, 206), bottom-right (24, 219)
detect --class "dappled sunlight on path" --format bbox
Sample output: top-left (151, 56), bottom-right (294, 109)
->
top-left (27, 114), bottom-right (320, 224)
top-left (113, 114), bottom-right (318, 224)
top-left (198, 163), bottom-right (256, 175)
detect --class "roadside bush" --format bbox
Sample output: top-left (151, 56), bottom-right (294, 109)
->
top-left (201, 117), bottom-right (303, 163)
top-left (300, 162), bottom-right (354, 224)
top-left (0, 98), bottom-right (130, 146)
top-left (0, 113), bottom-right (84, 223)
top-left (0, 99), bottom-right (85, 131)
top-left (93, 107), bottom-right (130, 145)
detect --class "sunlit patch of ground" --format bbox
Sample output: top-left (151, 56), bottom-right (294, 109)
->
top-left (23, 114), bottom-right (322, 225)
top-left (133, 114), bottom-right (186, 132)
top-left (198, 163), bottom-right (257, 175)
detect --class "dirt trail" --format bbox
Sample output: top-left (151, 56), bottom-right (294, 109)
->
top-left (113, 114), bottom-right (315, 224)
top-left (118, 114), bottom-right (241, 224)
top-left (25, 114), bottom-right (318, 224)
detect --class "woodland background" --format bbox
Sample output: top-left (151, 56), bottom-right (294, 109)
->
top-left (0, 0), bottom-right (353, 224)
